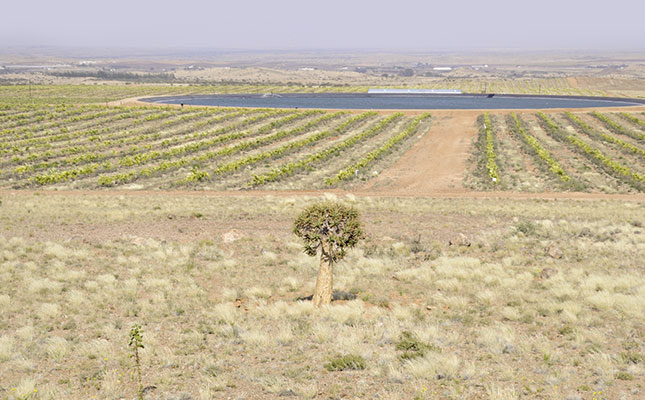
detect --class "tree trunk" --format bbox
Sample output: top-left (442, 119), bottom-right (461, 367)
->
top-left (312, 242), bottom-right (333, 307)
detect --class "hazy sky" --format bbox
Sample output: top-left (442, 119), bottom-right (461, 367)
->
top-left (2, 0), bottom-right (644, 50)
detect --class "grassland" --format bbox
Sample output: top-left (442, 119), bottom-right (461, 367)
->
top-left (0, 81), bottom-right (644, 400)
top-left (0, 192), bottom-right (643, 399)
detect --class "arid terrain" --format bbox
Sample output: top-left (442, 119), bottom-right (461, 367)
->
top-left (0, 51), bottom-right (644, 399)
top-left (2, 50), bottom-right (645, 98)
top-left (1, 191), bottom-right (643, 400)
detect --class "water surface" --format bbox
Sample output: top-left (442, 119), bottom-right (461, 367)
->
top-left (144, 93), bottom-right (644, 110)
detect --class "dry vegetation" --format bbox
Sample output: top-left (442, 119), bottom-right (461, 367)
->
top-left (1, 76), bottom-right (644, 107)
top-left (0, 59), bottom-right (644, 399)
top-left (3, 50), bottom-right (645, 99)
top-left (0, 192), bottom-right (643, 399)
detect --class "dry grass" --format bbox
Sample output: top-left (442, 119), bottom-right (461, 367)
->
top-left (0, 193), bottom-right (643, 399)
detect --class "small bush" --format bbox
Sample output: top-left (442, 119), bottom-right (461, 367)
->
top-left (616, 372), bottom-right (633, 380)
top-left (516, 221), bottom-right (537, 236)
top-left (185, 167), bottom-right (210, 183)
top-left (410, 235), bottom-right (425, 254)
top-left (620, 351), bottom-right (643, 364)
top-left (558, 325), bottom-right (574, 336)
top-left (395, 331), bottom-right (441, 360)
top-left (324, 354), bottom-right (366, 371)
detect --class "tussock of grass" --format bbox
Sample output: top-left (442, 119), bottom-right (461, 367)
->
top-left (395, 331), bottom-right (441, 360)
top-left (615, 371), bottom-right (634, 380)
top-left (0, 194), bottom-right (643, 399)
top-left (324, 354), bottom-right (367, 371)
top-left (515, 220), bottom-right (538, 236)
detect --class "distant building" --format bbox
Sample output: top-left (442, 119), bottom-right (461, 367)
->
top-left (433, 67), bottom-right (452, 71)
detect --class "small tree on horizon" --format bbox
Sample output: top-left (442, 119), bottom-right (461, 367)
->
top-left (293, 201), bottom-right (363, 307)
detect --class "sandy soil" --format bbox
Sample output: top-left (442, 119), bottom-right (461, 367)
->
top-left (1, 189), bottom-right (643, 248)
top-left (5, 104), bottom-right (645, 200)
top-left (1, 189), bottom-right (644, 201)
top-left (360, 111), bottom-right (476, 194)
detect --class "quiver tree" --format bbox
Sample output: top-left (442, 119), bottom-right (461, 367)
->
top-left (293, 201), bottom-right (363, 307)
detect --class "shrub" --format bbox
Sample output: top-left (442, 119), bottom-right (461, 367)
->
top-left (516, 221), bottom-right (537, 236)
top-left (324, 354), bottom-right (367, 371)
top-left (395, 331), bottom-right (441, 360)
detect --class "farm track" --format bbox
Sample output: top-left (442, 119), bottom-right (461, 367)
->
top-left (2, 102), bottom-right (645, 197)
top-left (1, 189), bottom-right (643, 201)
top-left (360, 111), bottom-right (474, 193)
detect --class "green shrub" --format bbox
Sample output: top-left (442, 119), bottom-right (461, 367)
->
top-left (620, 351), bottom-right (643, 364)
top-left (516, 221), bottom-right (537, 236)
top-left (616, 372), bottom-right (633, 380)
top-left (324, 354), bottom-right (367, 371)
top-left (395, 331), bottom-right (441, 360)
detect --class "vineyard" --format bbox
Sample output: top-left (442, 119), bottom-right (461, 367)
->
top-left (0, 103), bottom-right (432, 190)
top-left (0, 85), bottom-right (372, 105)
top-left (1, 84), bottom-right (644, 193)
top-left (1, 83), bottom-right (644, 399)
top-left (465, 110), bottom-right (645, 193)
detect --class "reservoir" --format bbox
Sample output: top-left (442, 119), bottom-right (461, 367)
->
top-left (143, 93), bottom-right (645, 110)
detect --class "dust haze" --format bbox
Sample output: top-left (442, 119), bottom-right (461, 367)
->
top-left (3, 0), bottom-right (644, 50)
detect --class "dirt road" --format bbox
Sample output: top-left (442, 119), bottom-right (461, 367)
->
top-left (2, 189), bottom-right (643, 201)
top-left (360, 111), bottom-right (477, 194)
top-left (5, 105), bottom-right (645, 201)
